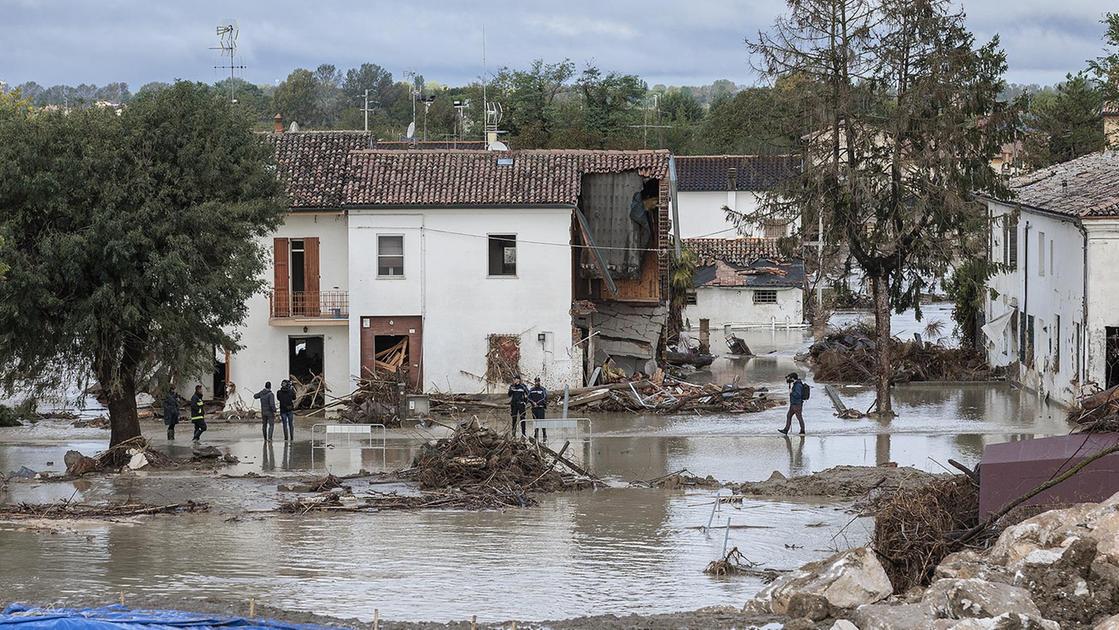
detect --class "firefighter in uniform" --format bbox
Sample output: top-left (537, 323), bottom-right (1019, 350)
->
top-left (190, 384), bottom-right (207, 441)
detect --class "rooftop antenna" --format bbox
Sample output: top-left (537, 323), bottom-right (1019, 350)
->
top-left (482, 24), bottom-right (488, 144)
top-left (212, 20), bottom-right (246, 103)
top-left (403, 70), bottom-right (419, 145)
top-left (629, 93), bottom-right (671, 148)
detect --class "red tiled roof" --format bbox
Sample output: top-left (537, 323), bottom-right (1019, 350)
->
top-left (683, 237), bottom-right (783, 265)
top-left (343, 149), bottom-right (671, 206)
top-left (1005, 151), bottom-right (1119, 218)
top-left (674, 155), bottom-right (799, 192)
top-left (266, 131), bottom-right (375, 208)
top-left (266, 133), bottom-right (491, 208)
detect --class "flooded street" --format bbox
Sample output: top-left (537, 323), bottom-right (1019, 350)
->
top-left (0, 305), bottom-right (1075, 624)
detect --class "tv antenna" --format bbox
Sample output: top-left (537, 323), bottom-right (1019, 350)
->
top-left (212, 20), bottom-right (246, 103)
top-left (628, 93), bottom-right (671, 148)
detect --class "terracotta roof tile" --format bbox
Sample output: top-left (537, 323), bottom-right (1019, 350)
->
top-left (675, 155), bottom-right (800, 192)
top-left (1006, 151), bottom-right (1119, 218)
top-left (343, 149), bottom-right (671, 206)
top-left (683, 237), bottom-right (783, 265)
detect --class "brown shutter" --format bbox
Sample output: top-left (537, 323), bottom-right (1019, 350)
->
top-left (273, 237), bottom-right (289, 318)
top-left (304, 237), bottom-right (320, 317)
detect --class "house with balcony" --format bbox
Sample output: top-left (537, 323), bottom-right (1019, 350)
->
top-left (221, 132), bottom-right (675, 402)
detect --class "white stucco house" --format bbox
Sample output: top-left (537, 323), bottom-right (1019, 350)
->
top-left (218, 132), bottom-right (675, 403)
top-left (981, 151), bottom-right (1119, 406)
top-left (683, 237), bottom-right (805, 330)
top-left (674, 155), bottom-right (800, 239)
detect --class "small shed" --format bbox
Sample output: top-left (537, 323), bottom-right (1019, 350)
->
top-left (979, 432), bottom-right (1119, 518)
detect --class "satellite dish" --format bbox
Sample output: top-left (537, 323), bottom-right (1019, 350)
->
top-left (488, 141), bottom-right (509, 152)
top-left (406, 122), bottom-right (416, 139)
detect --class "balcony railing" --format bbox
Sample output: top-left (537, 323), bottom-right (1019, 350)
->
top-left (271, 289), bottom-right (349, 319)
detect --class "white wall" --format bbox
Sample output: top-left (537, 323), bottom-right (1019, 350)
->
top-left (985, 201), bottom-right (1085, 405)
top-left (676, 190), bottom-right (794, 239)
top-left (225, 212), bottom-right (350, 409)
top-left (348, 207), bottom-right (581, 394)
top-left (1084, 219), bottom-right (1119, 390)
top-left (685, 286), bottom-right (802, 330)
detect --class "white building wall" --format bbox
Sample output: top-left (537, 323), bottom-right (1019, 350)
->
top-left (676, 190), bottom-right (795, 239)
top-left (685, 287), bottom-right (802, 330)
top-left (985, 201), bottom-right (1085, 406)
top-left (225, 212), bottom-right (350, 409)
top-left (1084, 219), bottom-right (1119, 390)
top-left (348, 207), bottom-right (581, 394)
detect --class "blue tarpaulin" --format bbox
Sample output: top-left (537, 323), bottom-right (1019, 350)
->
top-left (0, 605), bottom-right (348, 630)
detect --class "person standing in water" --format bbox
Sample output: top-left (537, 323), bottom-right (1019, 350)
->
top-left (527, 377), bottom-right (548, 441)
top-left (779, 372), bottom-right (807, 435)
top-left (163, 389), bottom-right (180, 440)
top-left (190, 384), bottom-right (207, 441)
top-left (507, 375), bottom-right (529, 437)
top-left (254, 381), bottom-right (277, 442)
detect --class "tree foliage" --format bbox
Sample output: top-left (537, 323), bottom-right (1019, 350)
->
top-left (741, 0), bottom-right (1018, 414)
top-left (0, 81), bottom-right (284, 446)
top-left (1023, 73), bottom-right (1106, 169)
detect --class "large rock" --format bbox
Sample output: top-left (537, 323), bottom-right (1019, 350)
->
top-left (922, 579), bottom-right (1042, 620)
top-left (745, 547), bottom-right (893, 614)
top-left (853, 602), bottom-right (931, 630)
top-left (63, 450), bottom-right (101, 477)
top-left (928, 613), bottom-right (1059, 629)
top-left (786, 592), bottom-right (832, 622)
top-left (1095, 613), bottom-right (1119, 629)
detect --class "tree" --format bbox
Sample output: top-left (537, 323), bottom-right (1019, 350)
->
top-left (1023, 73), bottom-right (1105, 169)
top-left (273, 68), bottom-right (319, 128)
top-left (699, 83), bottom-right (804, 154)
top-left (0, 81), bottom-right (283, 447)
top-left (95, 82), bottom-right (131, 103)
top-left (1089, 12), bottom-right (1119, 104)
top-left (313, 64), bottom-right (344, 127)
top-left (741, 0), bottom-right (1017, 416)
top-left (496, 59), bottom-right (575, 147)
top-left (342, 63), bottom-right (403, 118)
top-left (577, 66), bottom-right (646, 148)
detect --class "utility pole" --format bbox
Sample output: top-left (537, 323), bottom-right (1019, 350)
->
top-left (360, 89), bottom-right (378, 133)
top-left (629, 93), bottom-right (670, 148)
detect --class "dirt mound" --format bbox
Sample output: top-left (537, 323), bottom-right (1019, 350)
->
top-left (872, 474), bottom-right (980, 591)
top-left (804, 323), bottom-right (994, 384)
top-left (734, 465), bottom-right (939, 502)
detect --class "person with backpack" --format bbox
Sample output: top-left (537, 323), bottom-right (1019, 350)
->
top-left (780, 372), bottom-right (809, 435)
top-left (277, 380), bottom-right (296, 441)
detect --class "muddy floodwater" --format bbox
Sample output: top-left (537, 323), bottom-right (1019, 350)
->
top-left (0, 305), bottom-right (1076, 624)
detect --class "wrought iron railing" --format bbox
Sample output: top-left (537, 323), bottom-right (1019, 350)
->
top-left (270, 289), bottom-right (349, 319)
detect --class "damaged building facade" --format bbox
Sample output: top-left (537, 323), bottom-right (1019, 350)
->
top-left (683, 237), bottom-right (805, 330)
top-left (982, 151), bottom-right (1119, 406)
top-left (223, 132), bottom-right (676, 401)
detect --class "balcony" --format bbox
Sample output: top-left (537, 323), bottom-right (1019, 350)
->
top-left (270, 289), bottom-right (349, 325)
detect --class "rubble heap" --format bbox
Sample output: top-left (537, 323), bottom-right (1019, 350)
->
top-left (733, 465), bottom-right (939, 504)
top-left (804, 323), bottom-right (995, 384)
top-left (746, 490), bottom-right (1119, 629)
top-left (1071, 385), bottom-right (1119, 432)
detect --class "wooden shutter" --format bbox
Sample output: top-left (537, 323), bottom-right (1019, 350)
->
top-left (304, 237), bottom-right (320, 317)
top-left (273, 237), bottom-right (289, 317)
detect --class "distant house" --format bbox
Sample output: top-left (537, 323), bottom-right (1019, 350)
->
top-left (674, 155), bottom-right (800, 239)
top-left (683, 237), bottom-right (804, 330)
top-left (214, 130), bottom-right (675, 401)
top-left (981, 150), bottom-right (1119, 406)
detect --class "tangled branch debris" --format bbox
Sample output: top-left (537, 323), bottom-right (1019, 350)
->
top-left (0, 500), bottom-right (208, 519)
top-left (802, 323), bottom-right (995, 384)
top-left (632, 469), bottom-right (721, 489)
top-left (872, 475), bottom-right (980, 592)
top-left (704, 547), bottom-right (783, 581)
top-left (1069, 384), bottom-right (1119, 432)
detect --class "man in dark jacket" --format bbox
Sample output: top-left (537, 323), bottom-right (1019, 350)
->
top-left (507, 376), bottom-right (529, 437)
top-left (190, 385), bottom-right (207, 441)
top-left (527, 377), bottom-right (548, 441)
top-left (780, 372), bottom-right (807, 435)
top-left (254, 381), bottom-right (277, 442)
top-left (163, 390), bottom-right (180, 440)
top-left (277, 380), bottom-right (296, 441)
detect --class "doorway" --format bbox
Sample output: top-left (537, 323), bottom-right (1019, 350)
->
top-left (1107, 327), bottom-right (1119, 389)
top-left (289, 336), bottom-right (324, 407)
top-left (360, 316), bottom-right (423, 391)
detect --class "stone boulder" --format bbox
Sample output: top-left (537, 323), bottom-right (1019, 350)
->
top-left (922, 579), bottom-right (1042, 620)
top-left (853, 602), bottom-right (930, 630)
top-left (63, 450), bottom-right (101, 477)
top-left (928, 612), bottom-right (1059, 629)
top-left (745, 547), bottom-right (892, 614)
top-left (1095, 613), bottom-right (1119, 629)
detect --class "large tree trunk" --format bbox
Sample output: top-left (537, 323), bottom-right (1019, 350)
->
top-left (106, 371), bottom-right (142, 446)
top-left (871, 274), bottom-right (895, 417)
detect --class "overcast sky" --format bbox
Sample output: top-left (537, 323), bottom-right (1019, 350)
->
top-left (2, 0), bottom-right (1113, 90)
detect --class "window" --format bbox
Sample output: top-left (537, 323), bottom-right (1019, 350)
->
top-left (1076, 322), bottom-right (1082, 382)
top-left (1007, 217), bottom-right (1018, 270)
top-left (685, 291), bottom-right (697, 305)
top-left (1054, 314), bottom-right (1061, 373)
top-left (377, 235), bottom-right (404, 276)
top-left (488, 234), bottom-right (517, 276)
top-left (754, 289), bottom-right (778, 304)
top-left (1049, 239), bottom-right (1054, 276)
top-left (761, 220), bottom-right (788, 238)
top-left (1038, 232), bottom-right (1045, 277)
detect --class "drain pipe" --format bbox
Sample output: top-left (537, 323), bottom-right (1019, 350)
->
top-left (1079, 219), bottom-right (1089, 384)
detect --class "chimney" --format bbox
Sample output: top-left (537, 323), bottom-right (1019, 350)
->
top-left (726, 166), bottom-right (738, 212)
top-left (1104, 103), bottom-right (1119, 148)
top-left (273, 113), bottom-right (284, 134)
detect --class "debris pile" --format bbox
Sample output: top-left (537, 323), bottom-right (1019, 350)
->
top-left (566, 377), bottom-right (777, 414)
top-left (0, 499), bottom-right (208, 519)
top-left (632, 469), bottom-right (721, 489)
top-left (97, 436), bottom-right (178, 470)
top-left (1070, 385), bottom-right (1119, 432)
top-left (335, 374), bottom-right (403, 427)
top-left (872, 474), bottom-right (980, 591)
top-left (803, 323), bottom-right (994, 384)
top-left (704, 547), bottom-right (774, 578)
